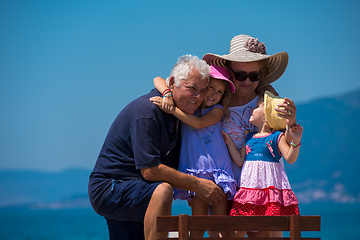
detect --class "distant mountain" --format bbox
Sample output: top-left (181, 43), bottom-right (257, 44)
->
top-left (0, 89), bottom-right (359, 208)
top-left (0, 168), bottom-right (91, 208)
top-left (286, 88), bottom-right (360, 204)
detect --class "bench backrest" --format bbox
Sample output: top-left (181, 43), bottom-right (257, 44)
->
top-left (157, 214), bottom-right (321, 240)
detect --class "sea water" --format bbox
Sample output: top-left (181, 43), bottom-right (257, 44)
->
top-left (0, 202), bottom-right (359, 240)
top-left (0, 207), bottom-right (108, 240)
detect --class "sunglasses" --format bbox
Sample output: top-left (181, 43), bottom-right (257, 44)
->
top-left (231, 69), bottom-right (262, 82)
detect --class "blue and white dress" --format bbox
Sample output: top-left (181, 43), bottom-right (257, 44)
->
top-left (173, 104), bottom-right (237, 200)
top-left (231, 131), bottom-right (299, 216)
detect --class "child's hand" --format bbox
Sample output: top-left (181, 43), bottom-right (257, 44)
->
top-left (149, 96), bottom-right (174, 114)
top-left (149, 96), bottom-right (164, 110)
top-left (161, 95), bottom-right (174, 114)
top-left (221, 131), bottom-right (233, 145)
top-left (288, 124), bottom-right (303, 144)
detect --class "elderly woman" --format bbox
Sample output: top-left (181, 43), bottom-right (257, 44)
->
top-left (203, 34), bottom-right (297, 238)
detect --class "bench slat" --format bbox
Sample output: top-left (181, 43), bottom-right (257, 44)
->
top-left (158, 238), bottom-right (320, 240)
top-left (156, 214), bottom-right (321, 240)
top-left (157, 216), bottom-right (178, 232)
top-left (157, 215), bottom-right (320, 232)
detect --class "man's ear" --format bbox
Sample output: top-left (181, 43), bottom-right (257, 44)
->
top-left (168, 77), bottom-right (175, 91)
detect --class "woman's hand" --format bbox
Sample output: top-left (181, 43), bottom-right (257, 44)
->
top-left (149, 96), bottom-right (174, 114)
top-left (275, 97), bottom-right (297, 127)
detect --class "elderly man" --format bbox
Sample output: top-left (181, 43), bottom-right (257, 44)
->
top-left (88, 55), bottom-right (226, 240)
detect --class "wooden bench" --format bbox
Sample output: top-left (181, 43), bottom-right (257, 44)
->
top-left (157, 214), bottom-right (321, 240)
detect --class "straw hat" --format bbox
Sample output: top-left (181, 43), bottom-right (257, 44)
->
top-left (203, 34), bottom-right (289, 89)
top-left (264, 90), bottom-right (287, 130)
top-left (210, 65), bottom-right (235, 94)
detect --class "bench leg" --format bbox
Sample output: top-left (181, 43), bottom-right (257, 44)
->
top-left (178, 214), bottom-right (189, 240)
top-left (290, 215), bottom-right (301, 240)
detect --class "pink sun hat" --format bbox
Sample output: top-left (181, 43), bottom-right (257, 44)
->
top-left (210, 65), bottom-right (235, 94)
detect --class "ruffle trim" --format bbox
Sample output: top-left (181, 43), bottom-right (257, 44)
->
top-left (230, 201), bottom-right (300, 216)
top-left (232, 187), bottom-right (299, 206)
top-left (173, 169), bottom-right (237, 201)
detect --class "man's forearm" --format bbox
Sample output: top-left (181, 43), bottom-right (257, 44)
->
top-left (141, 164), bottom-right (200, 192)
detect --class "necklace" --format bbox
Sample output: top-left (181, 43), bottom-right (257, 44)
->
top-left (188, 125), bottom-right (216, 145)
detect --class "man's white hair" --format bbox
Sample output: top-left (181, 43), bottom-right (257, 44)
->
top-left (166, 54), bottom-right (210, 87)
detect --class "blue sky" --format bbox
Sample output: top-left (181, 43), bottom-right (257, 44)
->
top-left (1, 0), bottom-right (359, 171)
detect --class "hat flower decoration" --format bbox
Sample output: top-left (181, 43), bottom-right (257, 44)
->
top-left (244, 38), bottom-right (267, 55)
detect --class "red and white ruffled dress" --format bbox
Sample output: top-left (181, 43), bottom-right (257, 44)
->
top-left (230, 131), bottom-right (299, 216)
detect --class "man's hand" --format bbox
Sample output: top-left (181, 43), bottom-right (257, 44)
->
top-left (194, 178), bottom-right (226, 206)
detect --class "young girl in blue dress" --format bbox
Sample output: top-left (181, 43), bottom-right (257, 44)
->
top-left (150, 65), bottom-right (237, 237)
top-left (223, 91), bottom-right (302, 238)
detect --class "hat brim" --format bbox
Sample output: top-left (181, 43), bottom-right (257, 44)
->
top-left (264, 90), bottom-right (287, 130)
top-left (203, 51), bottom-right (288, 89)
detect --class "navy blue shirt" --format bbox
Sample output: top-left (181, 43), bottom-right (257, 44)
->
top-left (91, 88), bottom-right (180, 180)
top-left (88, 89), bottom-right (181, 212)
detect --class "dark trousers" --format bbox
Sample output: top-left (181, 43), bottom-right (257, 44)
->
top-left (106, 218), bottom-right (145, 240)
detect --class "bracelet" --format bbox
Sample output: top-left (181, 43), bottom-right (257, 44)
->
top-left (290, 142), bottom-right (301, 148)
top-left (162, 93), bottom-right (173, 98)
top-left (161, 88), bottom-right (171, 97)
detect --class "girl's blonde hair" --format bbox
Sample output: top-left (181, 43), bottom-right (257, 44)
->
top-left (218, 79), bottom-right (232, 119)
